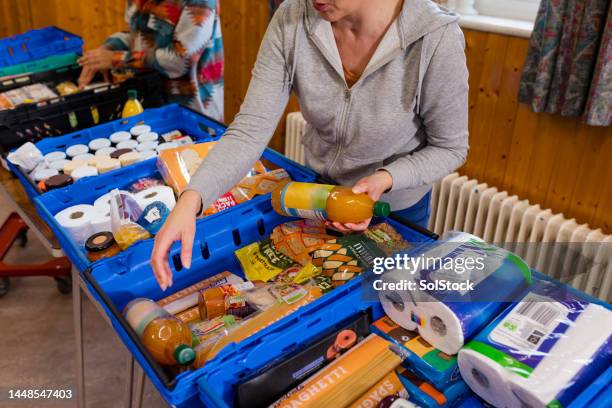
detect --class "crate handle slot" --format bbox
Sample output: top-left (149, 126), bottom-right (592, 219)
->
top-left (172, 254), bottom-right (183, 272)
top-left (256, 219), bottom-right (266, 236)
top-left (232, 229), bottom-right (241, 246)
top-left (200, 242), bottom-right (210, 260)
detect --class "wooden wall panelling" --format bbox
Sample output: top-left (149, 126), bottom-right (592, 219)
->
top-left (462, 31), bottom-right (509, 180)
top-left (480, 36), bottom-right (528, 188)
top-left (0, 0), bottom-right (32, 38)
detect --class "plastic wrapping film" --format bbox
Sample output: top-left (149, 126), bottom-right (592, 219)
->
top-left (458, 278), bottom-right (612, 408)
top-left (379, 231), bottom-right (532, 355)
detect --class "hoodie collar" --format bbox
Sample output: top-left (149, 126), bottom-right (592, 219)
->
top-left (304, 0), bottom-right (458, 50)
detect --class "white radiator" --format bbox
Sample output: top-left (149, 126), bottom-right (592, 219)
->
top-left (430, 173), bottom-right (611, 301)
top-left (284, 112), bottom-right (306, 165)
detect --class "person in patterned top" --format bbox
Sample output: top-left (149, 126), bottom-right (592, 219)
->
top-left (78, 0), bottom-right (224, 121)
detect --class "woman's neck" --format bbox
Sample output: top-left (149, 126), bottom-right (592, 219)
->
top-left (332, 0), bottom-right (404, 38)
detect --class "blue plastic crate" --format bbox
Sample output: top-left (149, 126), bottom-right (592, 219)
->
top-left (81, 200), bottom-right (436, 408)
top-left (569, 365), bottom-right (612, 408)
top-left (30, 104), bottom-right (316, 271)
top-left (34, 147), bottom-right (316, 272)
top-left (0, 26), bottom-right (83, 68)
top-left (10, 104), bottom-right (229, 199)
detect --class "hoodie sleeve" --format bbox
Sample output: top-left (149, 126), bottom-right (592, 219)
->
top-left (186, 3), bottom-right (292, 209)
top-left (381, 23), bottom-right (469, 192)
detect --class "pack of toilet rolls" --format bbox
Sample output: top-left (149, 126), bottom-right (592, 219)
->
top-left (458, 278), bottom-right (612, 408)
top-left (379, 232), bottom-right (532, 355)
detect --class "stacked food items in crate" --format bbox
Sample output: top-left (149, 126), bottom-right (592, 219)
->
top-left (122, 218), bottom-right (411, 375)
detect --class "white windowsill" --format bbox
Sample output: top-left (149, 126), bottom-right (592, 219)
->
top-left (458, 14), bottom-right (534, 38)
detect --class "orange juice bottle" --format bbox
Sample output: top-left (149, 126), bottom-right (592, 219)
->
top-left (121, 89), bottom-right (144, 118)
top-left (124, 298), bottom-right (195, 366)
top-left (272, 182), bottom-right (391, 224)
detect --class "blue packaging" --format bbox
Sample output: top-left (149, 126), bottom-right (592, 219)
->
top-left (398, 369), bottom-right (470, 408)
top-left (379, 232), bottom-right (532, 355)
top-left (459, 277), bottom-right (612, 408)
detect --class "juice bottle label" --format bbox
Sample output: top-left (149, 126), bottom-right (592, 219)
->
top-left (279, 182), bottom-right (335, 220)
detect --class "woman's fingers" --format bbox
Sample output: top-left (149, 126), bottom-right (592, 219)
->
top-left (180, 224), bottom-right (195, 270)
top-left (344, 218), bottom-right (371, 232)
top-left (78, 67), bottom-right (95, 89)
top-left (151, 229), bottom-right (176, 290)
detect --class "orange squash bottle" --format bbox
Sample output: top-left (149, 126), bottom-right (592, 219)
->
top-left (271, 182), bottom-right (391, 224)
top-left (123, 298), bottom-right (195, 366)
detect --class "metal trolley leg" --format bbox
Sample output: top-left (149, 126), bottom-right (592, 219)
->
top-left (134, 364), bottom-right (145, 408)
top-left (125, 357), bottom-right (135, 408)
top-left (72, 266), bottom-right (85, 408)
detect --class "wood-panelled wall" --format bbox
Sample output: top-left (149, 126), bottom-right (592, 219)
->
top-left (0, 0), bottom-right (609, 232)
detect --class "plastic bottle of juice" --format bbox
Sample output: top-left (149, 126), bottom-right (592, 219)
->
top-left (123, 298), bottom-right (195, 366)
top-left (271, 182), bottom-right (391, 224)
top-left (121, 89), bottom-right (144, 118)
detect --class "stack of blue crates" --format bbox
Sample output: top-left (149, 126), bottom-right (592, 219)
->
top-left (0, 27), bottom-right (83, 76)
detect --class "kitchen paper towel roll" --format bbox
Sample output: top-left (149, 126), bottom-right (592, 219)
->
top-left (54, 204), bottom-right (96, 246)
top-left (380, 232), bottom-right (532, 355)
top-left (90, 211), bottom-right (112, 234)
top-left (94, 190), bottom-right (131, 216)
top-left (135, 186), bottom-right (176, 210)
top-left (459, 278), bottom-right (612, 408)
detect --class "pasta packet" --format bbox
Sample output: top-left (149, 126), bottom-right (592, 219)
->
top-left (109, 189), bottom-right (150, 250)
top-left (270, 220), bottom-right (334, 265)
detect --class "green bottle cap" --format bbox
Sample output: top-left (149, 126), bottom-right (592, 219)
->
top-left (373, 201), bottom-right (391, 217)
top-left (128, 89), bottom-right (138, 99)
top-left (174, 344), bottom-right (196, 366)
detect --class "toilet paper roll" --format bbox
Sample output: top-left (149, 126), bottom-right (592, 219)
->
top-left (380, 232), bottom-right (531, 355)
top-left (94, 190), bottom-right (132, 216)
top-left (138, 150), bottom-right (157, 162)
top-left (156, 142), bottom-right (178, 152)
top-left (71, 166), bottom-right (98, 181)
top-left (66, 144), bottom-right (89, 158)
top-left (72, 153), bottom-right (95, 163)
top-left (32, 168), bottom-right (59, 181)
top-left (44, 151), bottom-right (66, 162)
top-left (96, 158), bottom-right (121, 174)
top-left (117, 139), bottom-right (139, 150)
top-left (118, 151), bottom-right (141, 166)
top-left (136, 141), bottom-right (159, 152)
top-left (49, 159), bottom-right (70, 172)
top-left (88, 138), bottom-right (111, 151)
top-left (110, 131), bottom-right (131, 144)
top-left (95, 146), bottom-right (116, 157)
top-left (63, 160), bottom-right (88, 176)
top-left (90, 211), bottom-right (112, 234)
top-left (459, 278), bottom-right (612, 408)
top-left (54, 204), bottom-right (96, 246)
top-left (137, 132), bottom-right (159, 143)
top-left (457, 349), bottom-right (514, 408)
top-left (135, 186), bottom-right (176, 210)
top-left (130, 125), bottom-right (151, 136)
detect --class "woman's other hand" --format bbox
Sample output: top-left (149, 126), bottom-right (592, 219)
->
top-left (150, 190), bottom-right (202, 290)
top-left (328, 170), bottom-right (393, 233)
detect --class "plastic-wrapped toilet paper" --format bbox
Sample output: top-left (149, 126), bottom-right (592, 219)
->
top-left (459, 278), bottom-right (612, 408)
top-left (94, 190), bottom-right (132, 216)
top-left (379, 232), bottom-right (532, 355)
top-left (134, 186), bottom-right (176, 211)
top-left (54, 204), bottom-right (96, 246)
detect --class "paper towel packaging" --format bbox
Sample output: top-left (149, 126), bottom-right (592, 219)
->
top-left (380, 232), bottom-right (532, 355)
top-left (459, 278), bottom-right (612, 408)
top-left (370, 316), bottom-right (461, 390)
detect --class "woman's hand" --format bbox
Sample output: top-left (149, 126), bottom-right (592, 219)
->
top-left (150, 190), bottom-right (202, 290)
top-left (77, 48), bottom-right (114, 88)
top-left (329, 170), bottom-right (393, 233)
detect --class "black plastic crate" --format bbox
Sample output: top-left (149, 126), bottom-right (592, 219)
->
top-left (0, 70), bottom-right (164, 153)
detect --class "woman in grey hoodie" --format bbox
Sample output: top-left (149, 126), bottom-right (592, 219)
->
top-left (151, 0), bottom-right (468, 290)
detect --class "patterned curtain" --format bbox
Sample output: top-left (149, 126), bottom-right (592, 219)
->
top-left (519, 0), bottom-right (612, 126)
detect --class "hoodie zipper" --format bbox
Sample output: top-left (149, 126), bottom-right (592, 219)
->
top-left (328, 87), bottom-right (352, 176)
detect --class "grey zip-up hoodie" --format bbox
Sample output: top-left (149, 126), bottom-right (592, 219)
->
top-left (188, 0), bottom-right (468, 211)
